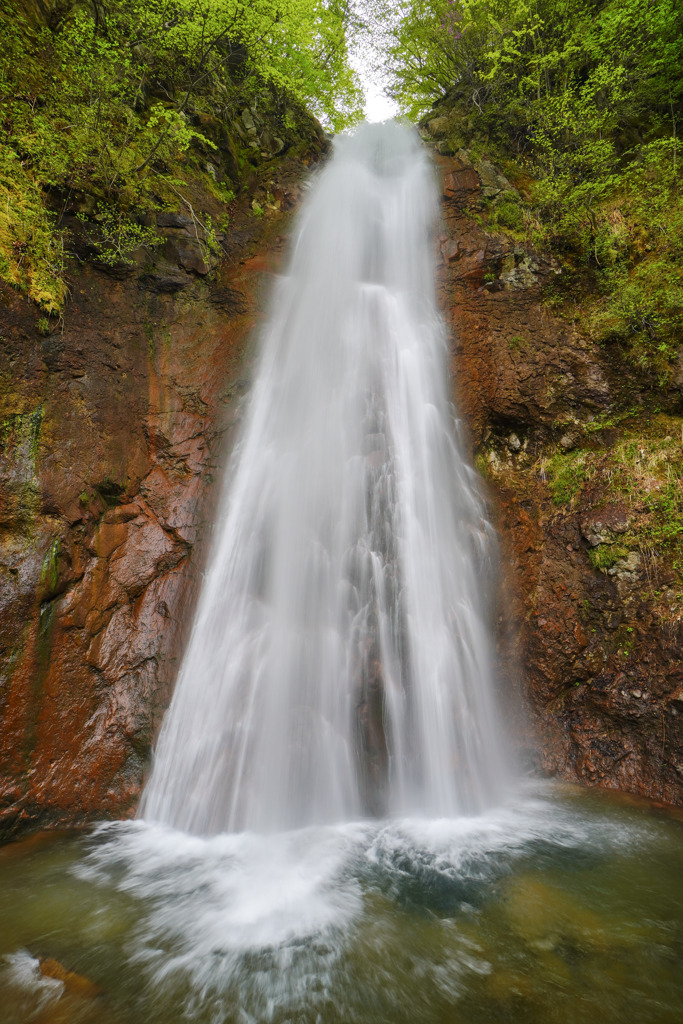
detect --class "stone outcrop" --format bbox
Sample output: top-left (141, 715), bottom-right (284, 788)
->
top-left (434, 147), bottom-right (682, 805)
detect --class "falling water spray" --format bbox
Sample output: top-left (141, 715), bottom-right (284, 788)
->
top-left (140, 122), bottom-right (508, 834)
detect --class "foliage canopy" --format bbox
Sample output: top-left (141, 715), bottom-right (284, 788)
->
top-left (364, 0), bottom-right (683, 378)
top-left (0, 0), bottom-right (362, 312)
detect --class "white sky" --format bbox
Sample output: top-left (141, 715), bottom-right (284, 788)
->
top-left (362, 78), bottom-right (399, 122)
top-left (348, 2), bottom-right (400, 123)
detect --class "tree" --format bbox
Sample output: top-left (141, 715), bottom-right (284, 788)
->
top-left (0, 0), bottom-right (363, 311)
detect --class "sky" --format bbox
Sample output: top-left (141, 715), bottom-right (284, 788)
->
top-left (347, 1), bottom-right (400, 122)
top-left (362, 77), bottom-right (399, 122)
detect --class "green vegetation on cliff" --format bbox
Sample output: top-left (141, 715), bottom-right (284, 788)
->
top-left (547, 420), bottom-right (683, 576)
top-left (0, 0), bottom-right (362, 313)
top-left (373, 0), bottom-right (683, 380)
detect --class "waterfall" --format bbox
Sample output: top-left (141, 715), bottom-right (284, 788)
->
top-left (140, 121), bottom-right (507, 835)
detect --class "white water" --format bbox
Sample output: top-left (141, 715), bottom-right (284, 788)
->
top-left (72, 784), bottom-right (662, 1023)
top-left (140, 121), bottom-right (508, 835)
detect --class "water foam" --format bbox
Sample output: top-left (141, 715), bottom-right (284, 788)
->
top-left (79, 783), bottom-right (656, 1020)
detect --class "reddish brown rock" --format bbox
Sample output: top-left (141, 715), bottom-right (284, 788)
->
top-left (435, 147), bottom-right (682, 806)
top-left (0, 147), bottom-right (323, 837)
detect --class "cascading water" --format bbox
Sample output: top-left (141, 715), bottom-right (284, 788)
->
top-left (140, 120), bottom-right (508, 835)
top-left (4, 124), bottom-right (683, 1024)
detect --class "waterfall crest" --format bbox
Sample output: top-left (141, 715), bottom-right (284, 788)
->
top-left (140, 122), bottom-right (508, 834)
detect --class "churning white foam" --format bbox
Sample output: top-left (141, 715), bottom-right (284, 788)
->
top-left (78, 783), bottom-right (655, 1019)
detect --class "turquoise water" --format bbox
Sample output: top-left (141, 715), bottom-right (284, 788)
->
top-left (1, 783), bottom-right (682, 1024)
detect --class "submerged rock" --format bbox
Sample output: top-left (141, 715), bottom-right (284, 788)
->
top-left (39, 957), bottom-right (100, 998)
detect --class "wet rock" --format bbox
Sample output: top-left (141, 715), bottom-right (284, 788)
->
top-left (209, 286), bottom-right (248, 315)
top-left (476, 159), bottom-right (515, 198)
top-left (39, 957), bottom-right (100, 998)
top-left (580, 509), bottom-right (631, 547)
top-left (608, 550), bottom-right (640, 582)
top-left (156, 212), bottom-right (194, 230)
top-left (500, 255), bottom-right (540, 290)
top-left (262, 131), bottom-right (285, 156)
top-left (0, 133), bottom-right (323, 837)
top-left (138, 261), bottom-right (192, 293)
top-left (108, 514), bottom-right (183, 596)
top-left (442, 167), bottom-right (480, 205)
top-left (176, 242), bottom-right (210, 276)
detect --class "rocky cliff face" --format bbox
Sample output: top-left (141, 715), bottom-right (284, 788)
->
top-left (0, 134), bottom-right (326, 837)
top-left (1, 119), bottom-right (680, 839)
top-left (433, 145), bottom-right (682, 805)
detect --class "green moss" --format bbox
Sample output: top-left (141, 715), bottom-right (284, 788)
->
top-left (0, 147), bottom-right (68, 313)
top-left (207, 181), bottom-right (236, 209)
top-left (0, 406), bottom-right (44, 535)
top-left (490, 193), bottom-right (526, 232)
top-left (40, 537), bottom-right (60, 594)
top-left (28, 406), bottom-right (43, 462)
top-left (546, 421), bottom-right (683, 582)
top-left (542, 184), bottom-right (683, 383)
top-left (545, 450), bottom-right (589, 505)
top-left (588, 545), bottom-right (629, 572)
top-left (581, 408), bottom-right (639, 434)
top-left (643, 476), bottom-right (683, 546)
top-left (474, 452), bottom-right (491, 478)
